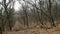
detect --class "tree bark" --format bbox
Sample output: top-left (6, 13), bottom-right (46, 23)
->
top-left (48, 0), bottom-right (56, 27)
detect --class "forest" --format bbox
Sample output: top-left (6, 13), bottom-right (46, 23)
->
top-left (0, 0), bottom-right (60, 34)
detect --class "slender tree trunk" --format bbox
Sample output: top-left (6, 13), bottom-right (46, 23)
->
top-left (55, 2), bottom-right (57, 21)
top-left (24, 0), bottom-right (29, 27)
top-left (23, 16), bottom-right (25, 27)
top-left (39, 0), bottom-right (43, 25)
top-left (9, 19), bottom-right (12, 31)
top-left (0, 8), bottom-right (3, 34)
top-left (37, 10), bottom-right (41, 24)
top-left (0, 27), bottom-right (2, 34)
top-left (24, 10), bottom-right (28, 27)
top-left (48, 0), bottom-right (56, 27)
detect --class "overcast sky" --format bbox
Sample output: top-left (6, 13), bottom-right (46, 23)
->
top-left (0, 0), bottom-right (40, 11)
top-left (0, 0), bottom-right (60, 12)
top-left (14, 0), bottom-right (60, 11)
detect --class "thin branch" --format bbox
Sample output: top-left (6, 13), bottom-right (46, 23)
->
top-left (26, 1), bottom-right (51, 18)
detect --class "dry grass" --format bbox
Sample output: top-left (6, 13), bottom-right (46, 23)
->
top-left (3, 20), bottom-right (60, 34)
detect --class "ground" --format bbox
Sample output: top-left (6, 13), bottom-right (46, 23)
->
top-left (3, 20), bottom-right (60, 34)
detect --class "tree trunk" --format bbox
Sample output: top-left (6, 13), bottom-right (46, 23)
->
top-left (0, 27), bottom-right (2, 34)
top-left (48, 0), bottom-right (56, 27)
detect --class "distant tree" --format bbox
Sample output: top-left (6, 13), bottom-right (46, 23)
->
top-left (48, 0), bottom-right (56, 27)
top-left (18, 0), bottom-right (29, 27)
top-left (0, 7), bottom-right (3, 34)
top-left (2, 0), bottom-right (14, 31)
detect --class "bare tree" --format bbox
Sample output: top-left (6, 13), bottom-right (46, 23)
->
top-left (18, 0), bottom-right (29, 27)
top-left (48, 0), bottom-right (56, 27)
top-left (2, 0), bottom-right (14, 31)
top-left (23, 1), bottom-right (29, 27)
top-left (0, 7), bottom-right (3, 34)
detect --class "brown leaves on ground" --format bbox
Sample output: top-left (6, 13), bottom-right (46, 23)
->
top-left (3, 20), bottom-right (60, 34)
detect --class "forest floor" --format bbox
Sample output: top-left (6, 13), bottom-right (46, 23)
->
top-left (3, 20), bottom-right (60, 34)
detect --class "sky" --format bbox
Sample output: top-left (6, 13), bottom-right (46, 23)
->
top-left (14, 0), bottom-right (21, 11)
top-left (0, 0), bottom-right (60, 12)
top-left (0, 0), bottom-right (39, 11)
top-left (0, 0), bottom-right (21, 11)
